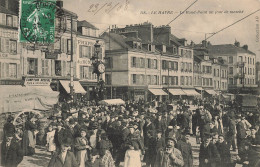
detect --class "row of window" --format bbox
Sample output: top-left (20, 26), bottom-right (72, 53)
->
top-left (27, 58), bottom-right (71, 76)
top-left (162, 60), bottom-right (178, 71)
top-left (0, 13), bottom-right (18, 27)
top-left (132, 74), bottom-right (159, 85)
top-left (180, 76), bottom-right (193, 86)
top-left (229, 66), bottom-right (255, 75)
top-left (229, 56), bottom-right (255, 65)
top-left (202, 65), bottom-right (212, 74)
top-left (213, 69), bottom-right (227, 78)
top-left (0, 38), bottom-right (17, 54)
top-left (0, 62), bottom-right (18, 78)
top-left (228, 78), bottom-right (255, 85)
top-left (54, 38), bottom-right (76, 55)
top-left (214, 81), bottom-right (227, 90)
top-left (238, 56), bottom-right (255, 65)
top-left (55, 17), bottom-right (77, 32)
top-left (131, 57), bottom-right (158, 69)
top-left (180, 62), bottom-right (192, 72)
top-left (202, 78), bottom-right (213, 87)
top-left (162, 76), bottom-right (178, 85)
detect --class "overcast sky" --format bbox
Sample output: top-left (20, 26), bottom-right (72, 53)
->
top-left (63, 0), bottom-right (260, 61)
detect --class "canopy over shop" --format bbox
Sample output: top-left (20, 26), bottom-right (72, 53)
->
top-left (0, 85), bottom-right (59, 114)
top-left (60, 80), bottom-right (86, 94)
top-left (168, 89), bottom-right (186, 96)
top-left (182, 89), bottom-right (201, 96)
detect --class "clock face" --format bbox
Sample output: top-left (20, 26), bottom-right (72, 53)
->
top-left (98, 63), bottom-right (105, 73)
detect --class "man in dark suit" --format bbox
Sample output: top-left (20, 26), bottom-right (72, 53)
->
top-left (48, 141), bottom-right (79, 167)
top-left (143, 116), bottom-right (156, 147)
top-left (1, 133), bottom-right (24, 167)
top-left (236, 116), bottom-right (247, 154)
top-left (216, 135), bottom-right (231, 167)
top-left (177, 133), bottom-right (193, 167)
top-left (227, 116), bottom-right (237, 151)
top-left (199, 134), bottom-right (220, 167)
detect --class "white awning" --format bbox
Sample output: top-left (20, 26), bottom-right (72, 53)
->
top-left (60, 80), bottom-right (86, 94)
top-left (169, 89), bottom-right (186, 96)
top-left (98, 99), bottom-right (125, 106)
top-left (149, 89), bottom-right (167, 96)
top-left (195, 87), bottom-right (204, 91)
top-left (182, 89), bottom-right (201, 96)
top-left (205, 89), bottom-right (217, 95)
top-left (0, 85), bottom-right (59, 113)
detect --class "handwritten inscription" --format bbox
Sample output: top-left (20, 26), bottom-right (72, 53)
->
top-left (88, 0), bottom-right (130, 15)
top-left (140, 10), bottom-right (244, 15)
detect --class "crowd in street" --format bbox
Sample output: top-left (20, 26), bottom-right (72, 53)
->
top-left (1, 97), bottom-right (260, 167)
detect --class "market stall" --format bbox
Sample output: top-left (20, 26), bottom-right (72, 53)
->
top-left (98, 99), bottom-right (125, 106)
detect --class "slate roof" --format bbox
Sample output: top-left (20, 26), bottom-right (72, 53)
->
top-left (169, 34), bottom-right (182, 46)
top-left (77, 20), bottom-right (99, 30)
top-left (208, 44), bottom-right (255, 55)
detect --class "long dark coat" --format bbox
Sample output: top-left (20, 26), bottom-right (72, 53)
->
top-left (1, 137), bottom-right (24, 167)
top-left (48, 151), bottom-right (79, 167)
top-left (199, 142), bottom-right (220, 167)
top-left (177, 140), bottom-right (193, 167)
top-left (216, 142), bottom-right (231, 167)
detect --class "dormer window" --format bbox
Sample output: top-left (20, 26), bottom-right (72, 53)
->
top-left (148, 44), bottom-right (152, 51)
top-left (204, 55), bottom-right (209, 60)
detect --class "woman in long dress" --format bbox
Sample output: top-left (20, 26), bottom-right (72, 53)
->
top-left (75, 129), bottom-right (91, 167)
top-left (124, 141), bottom-right (142, 167)
top-left (46, 125), bottom-right (56, 155)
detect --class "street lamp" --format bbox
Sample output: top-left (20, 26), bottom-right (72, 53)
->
top-left (91, 40), bottom-right (105, 100)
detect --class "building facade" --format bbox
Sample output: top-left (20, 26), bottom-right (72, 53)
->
top-left (0, 5), bottom-right (21, 84)
top-left (76, 20), bottom-right (105, 100)
top-left (208, 41), bottom-right (257, 93)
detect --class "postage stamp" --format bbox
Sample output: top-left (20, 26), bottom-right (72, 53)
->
top-left (19, 0), bottom-right (56, 43)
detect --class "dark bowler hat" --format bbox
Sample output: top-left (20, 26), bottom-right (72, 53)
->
top-left (166, 136), bottom-right (175, 142)
top-left (69, 118), bottom-right (75, 125)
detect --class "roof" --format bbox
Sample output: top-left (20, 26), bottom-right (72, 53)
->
top-left (125, 37), bottom-right (142, 42)
top-left (61, 8), bottom-right (77, 17)
top-left (0, 6), bottom-right (17, 15)
top-left (77, 20), bottom-right (99, 30)
top-left (102, 32), bottom-right (131, 49)
top-left (170, 34), bottom-right (182, 46)
top-left (208, 44), bottom-right (256, 55)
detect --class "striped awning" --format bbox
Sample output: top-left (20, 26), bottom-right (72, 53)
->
top-left (182, 89), bottom-right (201, 96)
top-left (169, 89), bottom-right (186, 95)
top-left (149, 89), bottom-right (167, 96)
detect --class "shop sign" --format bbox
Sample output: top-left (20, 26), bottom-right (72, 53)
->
top-left (78, 59), bottom-right (91, 65)
top-left (0, 80), bottom-right (23, 85)
top-left (77, 40), bottom-right (95, 46)
top-left (45, 52), bottom-right (58, 59)
top-left (24, 78), bottom-right (52, 86)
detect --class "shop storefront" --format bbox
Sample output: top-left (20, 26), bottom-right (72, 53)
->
top-left (0, 78), bottom-right (59, 114)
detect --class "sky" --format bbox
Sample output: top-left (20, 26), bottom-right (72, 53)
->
top-left (63, 0), bottom-right (260, 61)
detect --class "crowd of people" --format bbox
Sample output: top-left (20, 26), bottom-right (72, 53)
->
top-left (1, 97), bottom-right (260, 167)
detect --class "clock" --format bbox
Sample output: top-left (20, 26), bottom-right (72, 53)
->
top-left (98, 63), bottom-right (105, 73)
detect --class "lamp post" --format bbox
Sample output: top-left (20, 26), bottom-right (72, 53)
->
top-left (69, 15), bottom-right (74, 99)
top-left (91, 40), bottom-right (105, 101)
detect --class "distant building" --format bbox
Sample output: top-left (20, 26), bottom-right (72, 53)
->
top-left (0, 5), bottom-right (20, 83)
top-left (76, 20), bottom-right (105, 100)
top-left (102, 23), bottom-right (197, 101)
top-left (208, 41), bottom-right (257, 93)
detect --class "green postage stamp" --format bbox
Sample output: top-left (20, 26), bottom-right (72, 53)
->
top-left (19, 0), bottom-right (56, 43)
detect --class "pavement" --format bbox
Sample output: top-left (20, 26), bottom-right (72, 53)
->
top-left (18, 136), bottom-right (241, 167)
